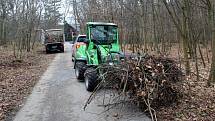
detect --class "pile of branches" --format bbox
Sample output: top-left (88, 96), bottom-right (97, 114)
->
top-left (84, 55), bottom-right (184, 120)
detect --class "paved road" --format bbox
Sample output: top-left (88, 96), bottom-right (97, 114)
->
top-left (13, 43), bottom-right (150, 121)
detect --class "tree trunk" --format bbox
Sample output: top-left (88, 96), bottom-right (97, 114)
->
top-left (208, 1), bottom-right (215, 85)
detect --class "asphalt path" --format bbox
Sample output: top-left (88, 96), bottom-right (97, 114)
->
top-left (13, 42), bottom-right (150, 121)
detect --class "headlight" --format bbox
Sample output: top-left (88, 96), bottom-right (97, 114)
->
top-left (109, 62), bottom-right (113, 65)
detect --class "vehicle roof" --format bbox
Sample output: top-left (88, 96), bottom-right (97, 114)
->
top-left (86, 22), bottom-right (117, 26)
top-left (78, 34), bottom-right (86, 37)
top-left (45, 29), bottom-right (63, 32)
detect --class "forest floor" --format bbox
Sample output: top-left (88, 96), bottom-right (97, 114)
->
top-left (0, 46), bottom-right (55, 121)
top-left (157, 72), bottom-right (215, 121)
top-left (131, 45), bottom-right (215, 121)
top-left (122, 44), bottom-right (215, 120)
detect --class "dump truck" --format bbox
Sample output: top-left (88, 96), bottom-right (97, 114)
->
top-left (44, 29), bottom-right (65, 53)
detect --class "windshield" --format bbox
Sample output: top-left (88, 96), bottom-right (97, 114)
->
top-left (77, 36), bottom-right (86, 42)
top-left (90, 25), bottom-right (117, 45)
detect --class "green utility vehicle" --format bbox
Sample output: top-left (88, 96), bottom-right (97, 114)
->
top-left (74, 22), bottom-right (122, 92)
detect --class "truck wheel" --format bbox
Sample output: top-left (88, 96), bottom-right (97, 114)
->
top-left (84, 68), bottom-right (98, 92)
top-left (61, 46), bottom-right (64, 53)
top-left (75, 61), bottom-right (86, 80)
top-left (72, 56), bottom-right (75, 62)
top-left (46, 48), bottom-right (49, 54)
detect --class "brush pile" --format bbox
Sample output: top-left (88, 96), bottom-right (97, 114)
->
top-left (84, 55), bottom-right (184, 120)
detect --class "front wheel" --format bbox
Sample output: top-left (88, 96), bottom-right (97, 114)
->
top-left (75, 61), bottom-right (86, 80)
top-left (61, 47), bottom-right (64, 53)
top-left (84, 68), bottom-right (98, 92)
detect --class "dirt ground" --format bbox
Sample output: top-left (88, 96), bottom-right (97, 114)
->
top-left (155, 46), bottom-right (215, 120)
top-left (124, 44), bottom-right (215, 120)
top-left (156, 58), bottom-right (215, 120)
top-left (0, 47), bottom-right (55, 121)
top-left (157, 74), bottom-right (215, 121)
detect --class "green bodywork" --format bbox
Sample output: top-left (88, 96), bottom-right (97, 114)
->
top-left (75, 44), bottom-right (87, 61)
top-left (75, 22), bottom-right (121, 65)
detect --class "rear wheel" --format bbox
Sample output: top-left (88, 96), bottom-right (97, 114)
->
top-left (61, 47), bottom-right (64, 52)
top-left (61, 45), bottom-right (64, 52)
top-left (46, 47), bottom-right (50, 54)
top-left (75, 61), bottom-right (86, 80)
top-left (84, 68), bottom-right (98, 92)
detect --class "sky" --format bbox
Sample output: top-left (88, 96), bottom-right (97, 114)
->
top-left (59, 0), bottom-right (75, 25)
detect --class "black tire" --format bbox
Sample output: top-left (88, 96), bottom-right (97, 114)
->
top-left (61, 47), bottom-right (64, 53)
top-left (75, 61), bottom-right (86, 80)
top-left (72, 55), bottom-right (74, 62)
top-left (46, 48), bottom-right (49, 54)
top-left (84, 68), bottom-right (98, 92)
